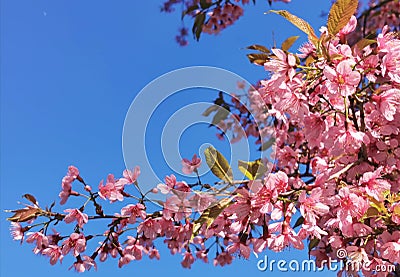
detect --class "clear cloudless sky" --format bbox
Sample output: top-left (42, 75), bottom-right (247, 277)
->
top-left (1, 0), bottom-right (359, 276)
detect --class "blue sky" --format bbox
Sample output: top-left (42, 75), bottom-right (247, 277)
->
top-left (0, 0), bottom-right (341, 276)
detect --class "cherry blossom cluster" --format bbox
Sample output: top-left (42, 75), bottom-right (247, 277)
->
top-left (6, 0), bottom-right (400, 276)
top-left (346, 0), bottom-right (400, 46)
top-left (161, 0), bottom-right (184, 13)
top-left (161, 0), bottom-right (291, 44)
top-left (365, 0), bottom-right (400, 33)
top-left (254, 21), bottom-right (400, 273)
top-left (175, 27), bottom-right (190, 46)
top-left (209, 5), bottom-right (400, 277)
top-left (201, 3), bottom-right (244, 35)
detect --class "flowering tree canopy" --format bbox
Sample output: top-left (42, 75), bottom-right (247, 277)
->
top-left (6, 0), bottom-right (400, 276)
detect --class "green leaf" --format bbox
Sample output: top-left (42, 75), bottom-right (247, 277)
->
top-left (258, 137), bottom-right (275, 151)
top-left (353, 38), bottom-right (376, 51)
top-left (246, 53), bottom-right (270, 65)
top-left (238, 159), bottom-right (267, 180)
top-left (182, 4), bottom-right (199, 19)
top-left (393, 204), bottom-right (400, 217)
top-left (308, 238), bottom-right (320, 252)
top-left (204, 146), bottom-right (233, 183)
top-left (281, 36), bottom-right (300, 51)
top-left (327, 0), bottom-right (358, 36)
top-left (192, 12), bottom-right (206, 41)
top-left (369, 196), bottom-right (388, 214)
top-left (202, 104), bottom-right (219, 117)
top-left (246, 44), bottom-right (270, 53)
top-left (293, 216), bottom-right (305, 229)
top-left (192, 197), bottom-right (234, 237)
top-left (200, 0), bottom-right (213, 9)
top-left (211, 107), bottom-right (230, 125)
top-left (267, 10), bottom-right (318, 45)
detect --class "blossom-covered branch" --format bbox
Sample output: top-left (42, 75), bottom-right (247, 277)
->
top-left (6, 0), bottom-right (400, 276)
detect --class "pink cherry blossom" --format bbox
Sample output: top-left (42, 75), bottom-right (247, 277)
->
top-left (275, 146), bottom-right (298, 171)
top-left (148, 248), bottom-right (160, 260)
top-left (68, 166), bottom-right (80, 179)
top-left (157, 174), bottom-right (190, 194)
top-left (377, 26), bottom-right (397, 52)
top-left (70, 256), bottom-right (97, 272)
top-left (59, 167), bottom-right (80, 205)
top-left (123, 243), bottom-right (143, 262)
top-left (251, 180), bottom-right (277, 214)
top-left (380, 231), bottom-right (400, 263)
top-left (381, 49), bottom-right (400, 83)
top-left (311, 157), bottom-right (328, 175)
top-left (202, 4), bottom-right (244, 35)
top-left (303, 113), bottom-right (327, 148)
top-left (267, 171), bottom-right (290, 194)
top-left (64, 209), bottom-right (89, 228)
top-left (264, 48), bottom-right (297, 85)
top-left (213, 251), bottom-right (233, 267)
top-left (62, 233), bottom-right (86, 257)
top-left (356, 53), bottom-right (379, 82)
top-left (335, 187), bottom-right (369, 237)
top-left (121, 203), bottom-right (147, 224)
top-left (122, 166), bottom-right (140, 184)
top-left (274, 89), bottom-right (309, 119)
top-left (338, 15), bottom-right (357, 37)
top-left (137, 218), bottom-right (162, 240)
top-left (42, 245), bottom-right (63, 265)
top-left (118, 254), bottom-right (134, 268)
top-left (181, 252), bottom-right (195, 269)
top-left (359, 167), bottom-right (391, 201)
top-left (182, 154), bottom-right (201, 174)
top-left (226, 237), bottom-right (251, 259)
top-left (163, 194), bottom-right (192, 221)
top-left (299, 221), bottom-right (327, 239)
top-left (10, 222), bottom-right (24, 242)
top-left (26, 231), bottom-right (49, 254)
top-left (297, 41), bottom-right (315, 58)
top-left (98, 174), bottom-right (124, 202)
top-left (334, 127), bottom-right (370, 154)
top-left (188, 193), bottom-right (216, 212)
top-left (323, 60), bottom-right (361, 96)
top-left (96, 235), bottom-right (120, 262)
top-left (195, 250), bottom-right (208, 263)
top-left (299, 187), bottom-right (329, 225)
top-left (372, 88), bottom-right (400, 121)
top-left (268, 221), bottom-right (304, 251)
